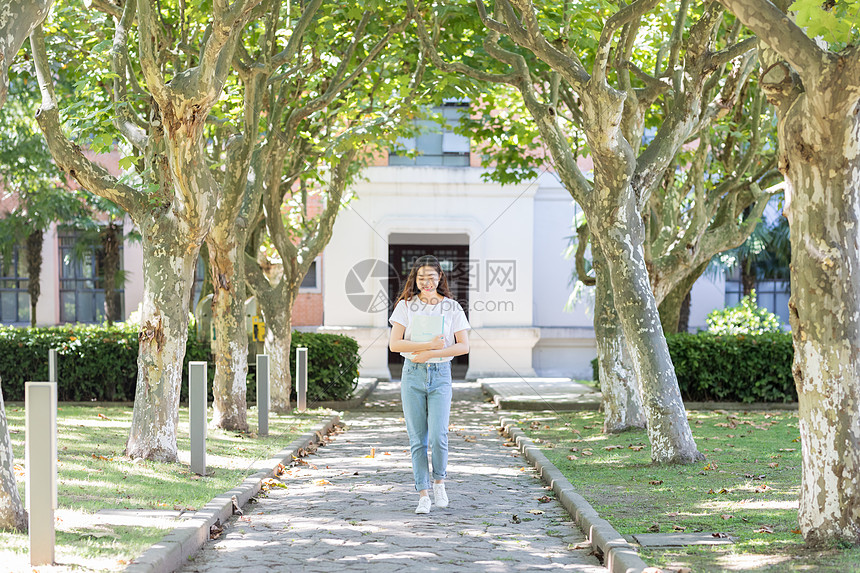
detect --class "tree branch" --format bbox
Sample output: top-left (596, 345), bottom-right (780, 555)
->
top-left (30, 25), bottom-right (144, 216)
top-left (136, 0), bottom-right (170, 102)
top-left (574, 224), bottom-right (596, 286)
top-left (270, 0), bottom-right (324, 69)
top-left (593, 0), bottom-right (663, 83)
top-left (409, 0), bottom-right (520, 85)
top-left (708, 36), bottom-right (757, 70)
top-left (109, 0), bottom-right (148, 150)
top-left (91, 0), bottom-right (123, 19)
top-left (491, 0), bottom-right (591, 91)
top-left (280, 12), bottom-right (411, 141)
top-left (716, 0), bottom-right (829, 81)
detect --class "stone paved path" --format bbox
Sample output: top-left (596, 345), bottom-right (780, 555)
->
top-left (181, 382), bottom-right (606, 572)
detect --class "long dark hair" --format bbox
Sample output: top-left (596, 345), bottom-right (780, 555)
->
top-left (394, 255), bottom-right (453, 306)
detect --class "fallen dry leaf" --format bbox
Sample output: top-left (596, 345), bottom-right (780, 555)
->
top-left (567, 455), bottom-right (578, 461)
top-left (97, 413), bottom-right (110, 420)
top-left (791, 528), bottom-right (802, 534)
top-left (755, 526), bottom-right (774, 534)
top-left (464, 435), bottom-right (477, 442)
top-left (673, 525), bottom-right (686, 532)
top-left (769, 462), bottom-right (779, 468)
top-left (778, 448), bottom-right (796, 452)
top-left (538, 495), bottom-right (552, 503)
top-left (527, 509), bottom-right (544, 515)
top-left (754, 485), bottom-right (771, 493)
top-left (667, 512), bottom-right (679, 517)
top-left (712, 532), bottom-right (730, 539)
top-left (649, 480), bottom-right (663, 486)
top-left (721, 514), bottom-right (733, 520)
top-left (604, 445), bottom-right (623, 451)
top-left (647, 523), bottom-right (660, 532)
top-left (581, 450), bottom-right (594, 456)
top-left (313, 479), bottom-right (332, 486)
top-left (364, 448), bottom-right (376, 459)
top-left (569, 447), bottom-right (579, 452)
top-left (629, 445), bottom-right (645, 452)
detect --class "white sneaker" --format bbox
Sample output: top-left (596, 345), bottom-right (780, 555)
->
top-left (433, 483), bottom-right (448, 508)
top-left (415, 496), bottom-right (432, 514)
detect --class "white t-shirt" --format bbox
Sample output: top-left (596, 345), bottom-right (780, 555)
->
top-left (389, 296), bottom-right (471, 363)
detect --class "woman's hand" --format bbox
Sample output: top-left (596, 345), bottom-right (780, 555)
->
top-left (411, 351), bottom-right (435, 363)
top-left (426, 335), bottom-right (445, 350)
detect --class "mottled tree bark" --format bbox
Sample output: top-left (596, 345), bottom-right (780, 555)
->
top-left (787, 126), bottom-right (860, 545)
top-left (126, 229), bottom-right (199, 461)
top-left (255, 287), bottom-right (295, 413)
top-left (718, 0), bottom-right (860, 545)
top-left (592, 188), bottom-right (703, 462)
top-left (208, 231), bottom-right (250, 431)
top-left (0, 376), bottom-right (26, 531)
top-left (592, 244), bottom-right (645, 433)
top-left (26, 229), bottom-right (42, 327)
top-left (205, 70), bottom-right (266, 431)
top-left (31, 0), bottom-right (255, 459)
top-left (657, 261), bottom-right (708, 334)
top-left (0, 0), bottom-right (53, 106)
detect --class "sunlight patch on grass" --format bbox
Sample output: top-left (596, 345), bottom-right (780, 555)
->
top-left (512, 409), bottom-right (860, 572)
top-left (1, 402), bottom-right (331, 571)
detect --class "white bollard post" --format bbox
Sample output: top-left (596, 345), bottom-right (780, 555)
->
top-left (26, 382), bottom-right (57, 566)
top-left (48, 349), bottom-right (57, 384)
top-left (296, 347), bottom-right (308, 413)
top-left (256, 354), bottom-right (269, 436)
top-left (189, 362), bottom-right (207, 476)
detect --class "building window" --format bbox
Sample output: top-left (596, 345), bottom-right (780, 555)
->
top-left (0, 245), bottom-right (30, 324)
top-left (58, 227), bottom-right (124, 324)
top-left (300, 258), bottom-right (321, 293)
top-left (724, 271), bottom-right (790, 326)
top-left (389, 103), bottom-right (470, 167)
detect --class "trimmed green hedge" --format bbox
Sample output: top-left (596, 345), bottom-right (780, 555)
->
top-left (591, 332), bottom-right (796, 403)
top-left (0, 324), bottom-right (360, 403)
top-left (289, 331), bottom-right (360, 402)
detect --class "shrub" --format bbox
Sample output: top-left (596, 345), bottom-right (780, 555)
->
top-left (0, 324), bottom-right (359, 404)
top-left (287, 331), bottom-right (360, 402)
top-left (706, 291), bottom-right (782, 335)
top-left (0, 323), bottom-right (211, 402)
top-left (591, 332), bottom-right (795, 403)
top-left (667, 332), bottom-right (795, 403)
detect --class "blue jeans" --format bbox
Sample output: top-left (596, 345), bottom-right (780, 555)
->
top-left (401, 358), bottom-right (452, 492)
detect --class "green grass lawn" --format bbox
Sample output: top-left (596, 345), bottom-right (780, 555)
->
top-left (1, 402), bottom-right (333, 572)
top-left (510, 409), bottom-right (860, 573)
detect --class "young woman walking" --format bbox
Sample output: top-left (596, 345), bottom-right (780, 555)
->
top-left (389, 255), bottom-right (470, 514)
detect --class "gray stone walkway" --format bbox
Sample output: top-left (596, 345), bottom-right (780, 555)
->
top-left (181, 382), bottom-right (606, 572)
top-left (480, 378), bottom-right (601, 411)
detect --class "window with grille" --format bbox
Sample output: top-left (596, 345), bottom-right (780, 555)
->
top-left (58, 227), bottom-right (124, 324)
top-left (0, 245), bottom-right (30, 324)
top-left (388, 103), bottom-right (471, 167)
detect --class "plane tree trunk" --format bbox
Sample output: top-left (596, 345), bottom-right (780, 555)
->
top-left (31, 0), bottom-right (257, 460)
top-left (718, 0), bottom-right (860, 545)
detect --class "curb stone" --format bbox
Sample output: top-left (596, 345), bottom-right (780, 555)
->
top-left (500, 416), bottom-right (649, 573)
top-left (125, 414), bottom-right (340, 573)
